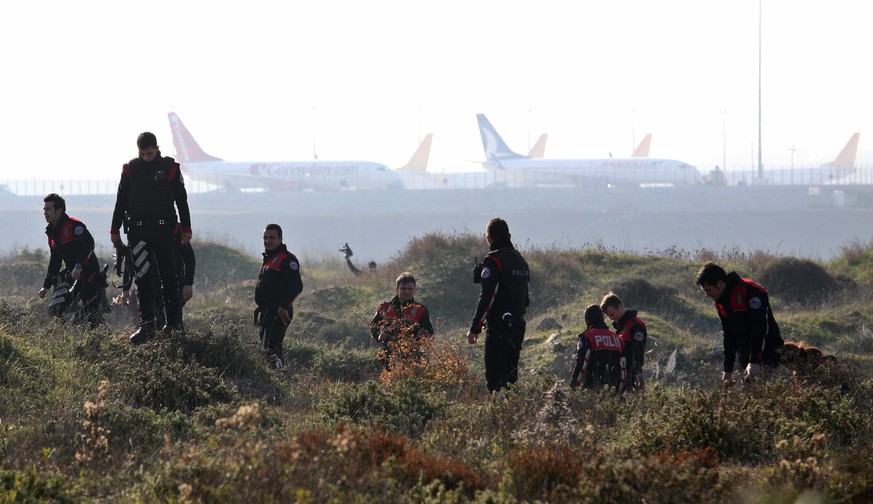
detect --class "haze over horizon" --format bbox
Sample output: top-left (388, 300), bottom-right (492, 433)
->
top-left (1, 0), bottom-right (872, 182)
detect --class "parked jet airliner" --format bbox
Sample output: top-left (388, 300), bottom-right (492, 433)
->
top-left (168, 112), bottom-right (429, 191)
top-left (476, 114), bottom-right (701, 187)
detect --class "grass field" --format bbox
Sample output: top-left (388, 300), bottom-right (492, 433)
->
top-left (1, 234), bottom-right (871, 502)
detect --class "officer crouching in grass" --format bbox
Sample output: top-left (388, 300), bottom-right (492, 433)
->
top-left (601, 292), bottom-right (647, 391)
top-left (695, 261), bottom-right (784, 385)
top-left (571, 304), bottom-right (625, 390)
top-left (254, 224), bottom-right (303, 370)
top-left (38, 193), bottom-right (107, 328)
top-left (466, 218), bottom-right (530, 394)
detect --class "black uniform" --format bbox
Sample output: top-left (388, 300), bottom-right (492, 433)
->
top-left (255, 244), bottom-right (303, 360)
top-left (469, 239), bottom-right (530, 393)
top-left (713, 272), bottom-right (784, 374)
top-left (110, 152), bottom-right (191, 330)
top-left (151, 224), bottom-right (196, 329)
top-left (43, 213), bottom-right (103, 325)
top-left (613, 309), bottom-right (647, 390)
top-left (571, 322), bottom-right (625, 389)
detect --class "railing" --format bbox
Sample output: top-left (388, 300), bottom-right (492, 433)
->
top-left (0, 179), bottom-right (220, 196)
top-left (2, 165), bottom-right (871, 196)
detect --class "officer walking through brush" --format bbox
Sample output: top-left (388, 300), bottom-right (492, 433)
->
top-left (254, 224), bottom-right (303, 369)
top-left (110, 131), bottom-right (192, 343)
top-left (466, 217), bottom-right (530, 393)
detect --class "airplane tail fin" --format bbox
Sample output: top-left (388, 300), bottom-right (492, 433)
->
top-left (396, 133), bottom-right (433, 172)
top-left (167, 112), bottom-right (223, 163)
top-left (476, 114), bottom-right (525, 162)
top-left (823, 132), bottom-right (860, 167)
top-left (632, 134), bottom-right (652, 157)
top-left (527, 133), bottom-right (548, 158)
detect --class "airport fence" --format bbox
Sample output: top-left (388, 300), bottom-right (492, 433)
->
top-left (2, 165), bottom-right (872, 196)
top-left (0, 178), bottom-right (219, 197)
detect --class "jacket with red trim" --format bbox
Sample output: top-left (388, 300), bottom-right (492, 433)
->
top-left (110, 152), bottom-right (191, 234)
top-left (370, 295), bottom-right (434, 340)
top-left (469, 240), bottom-right (530, 334)
top-left (614, 309), bottom-right (647, 344)
top-left (255, 244), bottom-right (303, 314)
top-left (571, 322), bottom-right (625, 387)
top-left (715, 271), bottom-right (784, 372)
top-left (43, 213), bottom-right (99, 289)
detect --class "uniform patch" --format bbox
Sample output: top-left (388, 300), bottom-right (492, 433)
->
top-left (634, 331), bottom-right (645, 342)
top-left (73, 226), bottom-right (84, 236)
top-left (748, 297), bottom-right (762, 309)
top-left (480, 267), bottom-right (491, 279)
top-left (290, 261), bottom-right (299, 271)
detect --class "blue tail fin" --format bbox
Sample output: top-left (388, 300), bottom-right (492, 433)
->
top-left (476, 114), bottom-right (525, 161)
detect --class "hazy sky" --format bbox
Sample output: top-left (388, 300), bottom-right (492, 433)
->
top-left (1, 0), bottom-right (871, 181)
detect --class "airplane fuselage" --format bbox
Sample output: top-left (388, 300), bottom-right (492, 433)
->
top-left (181, 160), bottom-right (403, 191)
top-left (483, 157), bottom-right (702, 187)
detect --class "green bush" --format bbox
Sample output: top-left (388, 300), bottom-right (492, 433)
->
top-left (0, 469), bottom-right (78, 503)
top-left (318, 380), bottom-right (448, 437)
top-left (101, 339), bottom-right (235, 413)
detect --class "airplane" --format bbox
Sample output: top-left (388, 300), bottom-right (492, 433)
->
top-left (394, 134), bottom-right (433, 173)
top-left (167, 112), bottom-right (430, 191)
top-left (475, 114), bottom-right (701, 187)
top-left (632, 134), bottom-right (652, 157)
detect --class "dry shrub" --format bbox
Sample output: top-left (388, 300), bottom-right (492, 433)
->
top-left (758, 257), bottom-right (838, 304)
top-left (770, 433), bottom-right (831, 491)
top-left (378, 331), bottom-right (475, 390)
top-left (578, 449), bottom-right (721, 503)
top-left (76, 380), bottom-right (111, 466)
top-left (282, 426), bottom-right (486, 497)
top-left (512, 381), bottom-right (583, 448)
top-left (504, 445), bottom-right (585, 500)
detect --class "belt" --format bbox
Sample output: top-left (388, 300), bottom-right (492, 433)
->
top-left (130, 218), bottom-right (169, 227)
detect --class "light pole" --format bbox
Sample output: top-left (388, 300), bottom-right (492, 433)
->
top-left (757, 0), bottom-right (763, 181)
top-left (722, 110), bottom-right (727, 171)
top-left (789, 145), bottom-right (796, 185)
top-left (311, 107), bottom-right (318, 160)
top-left (527, 108), bottom-right (532, 152)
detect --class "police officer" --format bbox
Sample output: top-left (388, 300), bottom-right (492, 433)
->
top-left (695, 261), bottom-right (784, 384)
top-left (600, 292), bottom-right (647, 391)
top-left (466, 218), bottom-right (530, 393)
top-left (571, 304), bottom-right (625, 390)
top-left (370, 272), bottom-right (434, 369)
top-left (255, 224), bottom-right (303, 369)
top-left (38, 193), bottom-right (104, 327)
top-left (110, 132), bottom-right (192, 343)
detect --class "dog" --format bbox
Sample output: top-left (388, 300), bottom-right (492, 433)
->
top-left (778, 341), bottom-right (837, 379)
